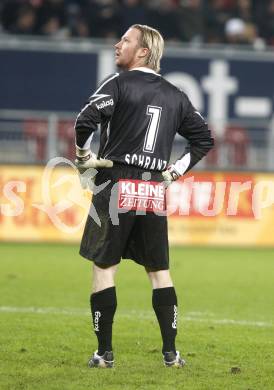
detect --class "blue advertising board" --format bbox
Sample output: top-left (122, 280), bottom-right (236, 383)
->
top-left (1, 49), bottom-right (97, 111)
top-left (162, 54), bottom-right (273, 135)
top-left (1, 40), bottom-right (273, 134)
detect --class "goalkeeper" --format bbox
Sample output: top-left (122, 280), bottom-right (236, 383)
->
top-left (74, 24), bottom-right (214, 368)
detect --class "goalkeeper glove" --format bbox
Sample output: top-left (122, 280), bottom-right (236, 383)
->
top-left (162, 164), bottom-right (181, 187)
top-left (75, 152), bottom-right (113, 189)
top-left (162, 153), bottom-right (191, 186)
top-left (75, 152), bottom-right (113, 171)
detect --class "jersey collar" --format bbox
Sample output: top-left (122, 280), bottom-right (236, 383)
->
top-left (130, 67), bottom-right (161, 76)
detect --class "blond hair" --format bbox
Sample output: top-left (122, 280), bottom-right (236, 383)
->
top-left (131, 24), bottom-right (164, 73)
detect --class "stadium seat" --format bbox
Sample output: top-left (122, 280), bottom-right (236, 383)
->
top-left (224, 126), bottom-right (249, 167)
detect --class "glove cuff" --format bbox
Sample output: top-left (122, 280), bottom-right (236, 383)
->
top-left (76, 153), bottom-right (91, 162)
top-left (167, 165), bottom-right (181, 181)
top-left (75, 145), bottom-right (91, 158)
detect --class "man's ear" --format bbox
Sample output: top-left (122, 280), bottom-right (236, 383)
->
top-left (138, 47), bottom-right (149, 59)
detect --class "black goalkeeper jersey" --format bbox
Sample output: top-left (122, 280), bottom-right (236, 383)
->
top-left (75, 68), bottom-right (214, 172)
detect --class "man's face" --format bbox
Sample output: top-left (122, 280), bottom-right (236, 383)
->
top-left (115, 28), bottom-right (144, 70)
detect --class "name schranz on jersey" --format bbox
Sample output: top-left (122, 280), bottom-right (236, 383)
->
top-left (96, 99), bottom-right (114, 110)
top-left (125, 153), bottom-right (167, 171)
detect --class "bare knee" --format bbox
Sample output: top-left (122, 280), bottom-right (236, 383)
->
top-left (146, 268), bottom-right (173, 289)
top-left (92, 263), bottom-right (118, 293)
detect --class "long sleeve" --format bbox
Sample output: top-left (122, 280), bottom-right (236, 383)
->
top-left (174, 94), bottom-right (214, 175)
top-left (75, 73), bottom-right (120, 151)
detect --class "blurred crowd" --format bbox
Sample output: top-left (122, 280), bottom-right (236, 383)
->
top-left (0, 0), bottom-right (274, 47)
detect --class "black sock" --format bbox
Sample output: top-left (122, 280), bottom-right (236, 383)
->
top-left (90, 286), bottom-right (117, 355)
top-left (152, 287), bottom-right (178, 354)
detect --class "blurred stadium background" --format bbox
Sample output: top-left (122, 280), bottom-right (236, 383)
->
top-left (1, 1), bottom-right (274, 389)
top-left (1, 0), bottom-right (274, 245)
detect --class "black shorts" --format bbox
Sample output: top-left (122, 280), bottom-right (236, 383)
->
top-left (80, 163), bottom-right (169, 270)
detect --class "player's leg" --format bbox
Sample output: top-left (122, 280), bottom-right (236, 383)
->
top-left (146, 268), bottom-right (177, 354)
top-left (89, 263), bottom-right (118, 368)
top-left (80, 165), bottom-right (136, 367)
top-left (92, 262), bottom-right (118, 293)
top-left (122, 203), bottom-right (184, 366)
top-left (146, 268), bottom-right (185, 367)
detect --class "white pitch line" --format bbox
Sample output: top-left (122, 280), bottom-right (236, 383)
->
top-left (0, 306), bottom-right (272, 328)
top-left (0, 306), bottom-right (88, 316)
top-left (184, 317), bottom-right (273, 328)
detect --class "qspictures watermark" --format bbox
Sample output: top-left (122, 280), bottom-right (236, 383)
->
top-left (0, 157), bottom-right (274, 233)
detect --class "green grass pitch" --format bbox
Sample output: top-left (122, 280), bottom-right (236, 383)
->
top-left (0, 243), bottom-right (274, 390)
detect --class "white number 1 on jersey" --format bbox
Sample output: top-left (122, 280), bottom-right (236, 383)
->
top-left (143, 105), bottom-right (162, 153)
